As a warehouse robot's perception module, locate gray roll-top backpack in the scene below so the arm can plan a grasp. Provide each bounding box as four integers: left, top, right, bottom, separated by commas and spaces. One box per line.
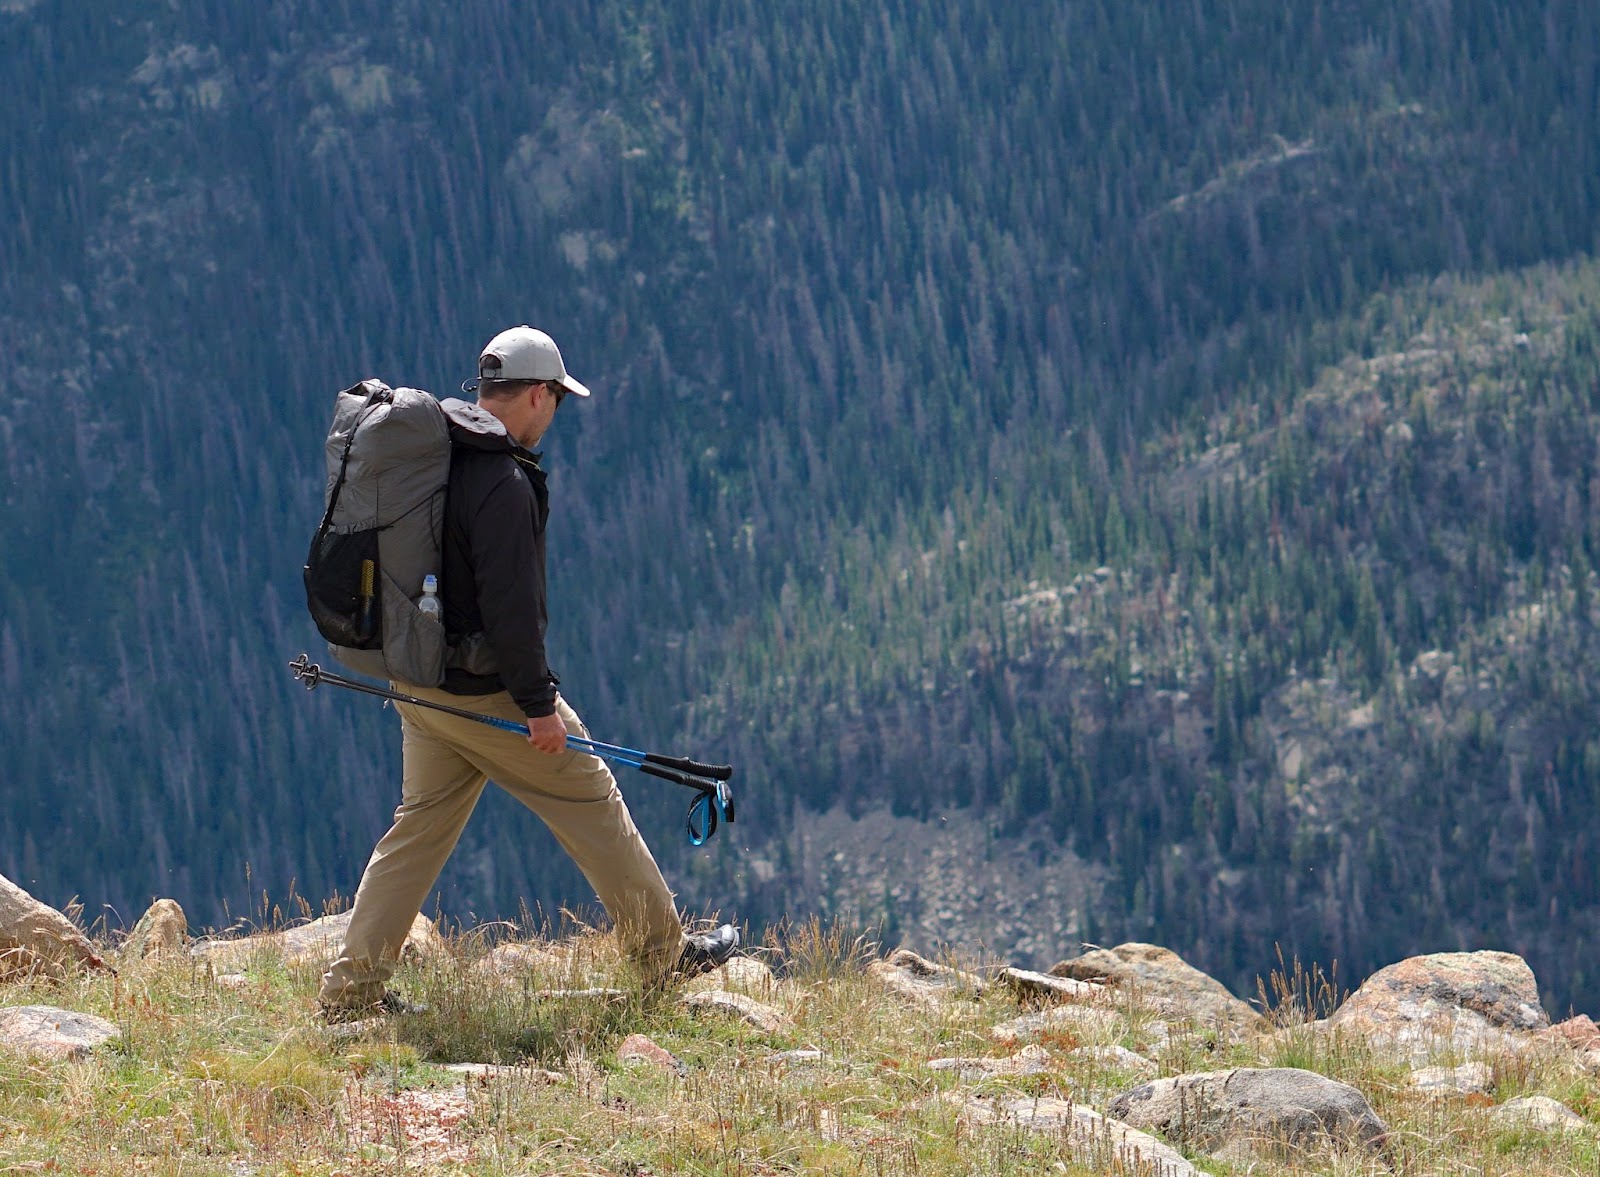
303, 379, 509, 685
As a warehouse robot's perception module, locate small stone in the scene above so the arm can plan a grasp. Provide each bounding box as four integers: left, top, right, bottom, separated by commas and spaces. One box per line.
1409, 1061, 1495, 1095
1066, 1044, 1158, 1079
991, 1004, 1120, 1043
928, 1044, 1051, 1081
192, 911, 440, 972
471, 940, 596, 984
618, 1033, 685, 1077
281, 911, 441, 967
960, 1096, 1199, 1176
1543, 1015, 1600, 1051
681, 989, 791, 1033
442, 1062, 563, 1084
999, 967, 1102, 1003
687, 955, 776, 996
866, 949, 984, 1010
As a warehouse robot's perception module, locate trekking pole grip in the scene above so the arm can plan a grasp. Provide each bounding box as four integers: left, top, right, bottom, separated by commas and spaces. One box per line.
636, 762, 710, 792
645, 753, 734, 781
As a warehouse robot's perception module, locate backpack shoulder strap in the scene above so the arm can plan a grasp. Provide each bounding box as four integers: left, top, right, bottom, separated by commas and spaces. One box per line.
440, 397, 512, 452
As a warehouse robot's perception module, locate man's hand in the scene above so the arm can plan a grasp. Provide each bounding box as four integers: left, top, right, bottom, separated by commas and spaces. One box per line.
525, 711, 568, 755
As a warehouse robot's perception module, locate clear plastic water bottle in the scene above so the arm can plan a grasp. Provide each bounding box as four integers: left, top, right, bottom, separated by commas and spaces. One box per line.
419, 574, 443, 621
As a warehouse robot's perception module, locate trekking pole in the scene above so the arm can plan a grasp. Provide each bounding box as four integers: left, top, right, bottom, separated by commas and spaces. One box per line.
288, 654, 735, 845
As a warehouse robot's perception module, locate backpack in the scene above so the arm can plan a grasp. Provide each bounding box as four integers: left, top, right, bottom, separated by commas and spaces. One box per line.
303, 379, 509, 685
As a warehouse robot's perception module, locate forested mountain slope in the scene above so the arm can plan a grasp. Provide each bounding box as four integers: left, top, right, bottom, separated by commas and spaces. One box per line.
2, 0, 1598, 1012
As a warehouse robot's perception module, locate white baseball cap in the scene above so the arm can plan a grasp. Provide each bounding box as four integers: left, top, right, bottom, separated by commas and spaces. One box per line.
474, 325, 592, 397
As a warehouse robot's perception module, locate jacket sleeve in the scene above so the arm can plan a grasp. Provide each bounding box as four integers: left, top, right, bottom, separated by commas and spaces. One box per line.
462, 463, 558, 718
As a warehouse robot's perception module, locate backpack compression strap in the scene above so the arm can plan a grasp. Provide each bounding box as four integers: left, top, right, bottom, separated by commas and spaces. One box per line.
311, 384, 394, 542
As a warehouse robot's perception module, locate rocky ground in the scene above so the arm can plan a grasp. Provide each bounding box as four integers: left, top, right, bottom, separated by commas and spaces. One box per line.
3, 874, 1598, 1174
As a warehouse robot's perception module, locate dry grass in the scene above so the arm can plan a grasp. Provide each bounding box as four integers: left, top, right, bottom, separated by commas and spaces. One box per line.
0, 921, 1594, 1175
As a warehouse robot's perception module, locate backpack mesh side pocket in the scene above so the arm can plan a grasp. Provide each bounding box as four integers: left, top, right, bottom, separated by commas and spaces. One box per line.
304, 527, 383, 650
378, 566, 447, 687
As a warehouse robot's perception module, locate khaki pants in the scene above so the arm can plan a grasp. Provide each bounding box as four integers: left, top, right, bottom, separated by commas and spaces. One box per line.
319, 686, 685, 1006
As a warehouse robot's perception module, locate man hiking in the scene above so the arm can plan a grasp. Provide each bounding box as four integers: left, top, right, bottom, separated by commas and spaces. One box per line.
318, 325, 738, 1019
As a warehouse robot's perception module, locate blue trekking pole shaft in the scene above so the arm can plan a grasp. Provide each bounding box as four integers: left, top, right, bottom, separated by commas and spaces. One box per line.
287, 652, 736, 803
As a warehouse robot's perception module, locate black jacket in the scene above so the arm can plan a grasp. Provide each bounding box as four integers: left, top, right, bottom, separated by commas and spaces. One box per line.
438, 443, 559, 717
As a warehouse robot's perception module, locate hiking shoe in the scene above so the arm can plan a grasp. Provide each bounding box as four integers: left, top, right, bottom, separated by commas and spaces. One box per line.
675, 924, 740, 978
318, 990, 428, 1024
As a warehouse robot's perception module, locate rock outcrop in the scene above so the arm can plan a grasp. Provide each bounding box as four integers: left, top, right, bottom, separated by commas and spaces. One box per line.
1049, 941, 1267, 1039
191, 911, 442, 972
1321, 950, 1548, 1060
0, 873, 108, 980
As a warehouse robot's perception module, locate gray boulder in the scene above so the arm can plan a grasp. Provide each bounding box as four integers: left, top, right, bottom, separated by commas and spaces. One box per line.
1109, 1066, 1388, 1162
0, 1005, 121, 1061
1491, 1095, 1586, 1132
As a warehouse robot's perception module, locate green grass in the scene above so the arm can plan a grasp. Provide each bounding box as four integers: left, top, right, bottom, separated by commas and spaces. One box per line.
0, 920, 1594, 1175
